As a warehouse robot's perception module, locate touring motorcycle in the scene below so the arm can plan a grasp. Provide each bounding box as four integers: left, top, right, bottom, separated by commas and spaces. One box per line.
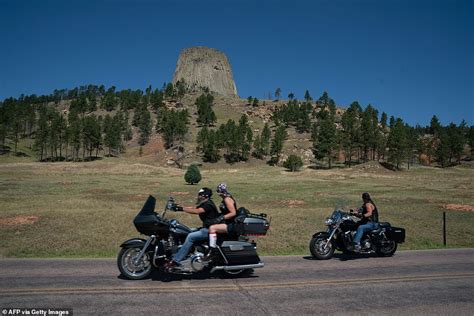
118, 195, 270, 279
309, 209, 405, 259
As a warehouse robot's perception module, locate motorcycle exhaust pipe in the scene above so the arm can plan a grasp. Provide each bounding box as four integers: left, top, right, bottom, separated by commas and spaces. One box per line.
211, 262, 264, 273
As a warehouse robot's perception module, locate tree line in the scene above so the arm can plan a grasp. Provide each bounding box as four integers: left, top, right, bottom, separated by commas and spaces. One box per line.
1, 84, 473, 169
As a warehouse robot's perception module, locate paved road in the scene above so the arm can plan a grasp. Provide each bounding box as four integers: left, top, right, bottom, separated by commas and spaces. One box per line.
0, 249, 473, 315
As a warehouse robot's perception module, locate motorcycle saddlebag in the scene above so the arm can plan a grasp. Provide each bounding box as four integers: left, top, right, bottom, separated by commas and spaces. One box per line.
387, 226, 405, 243
220, 241, 260, 265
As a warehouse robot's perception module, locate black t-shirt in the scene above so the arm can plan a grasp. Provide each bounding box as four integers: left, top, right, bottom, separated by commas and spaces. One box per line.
196, 199, 219, 228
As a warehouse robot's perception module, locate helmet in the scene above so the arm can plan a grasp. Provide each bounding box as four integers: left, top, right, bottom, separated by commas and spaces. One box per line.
198, 187, 212, 200
362, 192, 371, 202
216, 183, 229, 195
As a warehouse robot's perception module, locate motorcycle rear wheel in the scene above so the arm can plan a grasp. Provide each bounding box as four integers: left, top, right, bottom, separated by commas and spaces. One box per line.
376, 241, 397, 257
309, 237, 334, 260
117, 247, 153, 280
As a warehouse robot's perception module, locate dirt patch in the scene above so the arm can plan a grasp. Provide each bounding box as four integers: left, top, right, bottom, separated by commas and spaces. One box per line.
444, 204, 474, 212
0, 215, 39, 226
277, 200, 306, 208
58, 181, 75, 186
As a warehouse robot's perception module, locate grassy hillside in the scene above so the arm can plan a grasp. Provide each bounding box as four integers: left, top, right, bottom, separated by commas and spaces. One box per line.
0, 159, 473, 258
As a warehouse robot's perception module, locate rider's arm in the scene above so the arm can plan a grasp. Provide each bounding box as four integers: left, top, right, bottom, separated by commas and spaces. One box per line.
182, 206, 205, 214
223, 197, 236, 220
363, 203, 374, 218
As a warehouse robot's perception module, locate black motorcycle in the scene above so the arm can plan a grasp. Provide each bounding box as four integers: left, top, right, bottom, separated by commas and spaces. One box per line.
117, 195, 270, 280
309, 209, 405, 259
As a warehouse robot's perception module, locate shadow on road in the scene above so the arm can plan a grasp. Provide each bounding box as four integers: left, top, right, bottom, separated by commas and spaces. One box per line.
302, 253, 382, 261
117, 269, 259, 282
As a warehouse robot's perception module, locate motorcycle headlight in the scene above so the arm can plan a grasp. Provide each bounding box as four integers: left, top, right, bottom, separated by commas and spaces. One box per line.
325, 218, 334, 226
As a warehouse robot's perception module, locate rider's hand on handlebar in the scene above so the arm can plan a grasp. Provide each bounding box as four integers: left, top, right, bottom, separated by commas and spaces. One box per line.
171, 204, 184, 212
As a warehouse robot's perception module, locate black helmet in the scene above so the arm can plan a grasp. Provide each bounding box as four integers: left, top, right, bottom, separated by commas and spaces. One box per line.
362, 192, 371, 202
198, 187, 212, 199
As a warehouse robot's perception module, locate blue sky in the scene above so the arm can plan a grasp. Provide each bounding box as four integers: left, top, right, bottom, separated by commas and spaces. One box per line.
0, 0, 472, 126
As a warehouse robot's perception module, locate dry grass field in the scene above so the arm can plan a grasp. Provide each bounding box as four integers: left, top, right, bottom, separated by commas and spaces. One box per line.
0, 158, 473, 258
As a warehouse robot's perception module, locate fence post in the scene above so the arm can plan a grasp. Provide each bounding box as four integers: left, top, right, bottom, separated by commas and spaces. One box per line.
443, 211, 446, 247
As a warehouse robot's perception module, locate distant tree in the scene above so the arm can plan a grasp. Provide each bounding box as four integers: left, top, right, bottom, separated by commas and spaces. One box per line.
436, 129, 450, 168
157, 109, 190, 148
275, 88, 281, 101
164, 83, 175, 99
269, 125, 288, 165
446, 122, 465, 164
312, 109, 337, 169
175, 79, 187, 100
429, 115, 442, 135
184, 164, 202, 185
304, 90, 312, 102
288, 92, 295, 101
252, 97, 259, 107
150, 89, 164, 113
196, 126, 220, 162
468, 126, 474, 157
247, 96, 253, 104
387, 118, 408, 169
283, 154, 303, 171
196, 93, 216, 126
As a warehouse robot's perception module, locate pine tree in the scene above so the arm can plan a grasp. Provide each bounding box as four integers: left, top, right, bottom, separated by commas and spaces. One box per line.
283, 154, 303, 171
269, 125, 288, 165
387, 118, 408, 169
196, 93, 216, 126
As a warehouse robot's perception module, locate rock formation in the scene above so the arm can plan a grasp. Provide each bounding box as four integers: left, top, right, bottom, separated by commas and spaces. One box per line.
172, 47, 238, 97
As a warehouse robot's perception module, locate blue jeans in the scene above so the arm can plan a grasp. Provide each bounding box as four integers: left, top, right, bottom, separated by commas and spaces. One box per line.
172, 228, 209, 262
354, 222, 378, 245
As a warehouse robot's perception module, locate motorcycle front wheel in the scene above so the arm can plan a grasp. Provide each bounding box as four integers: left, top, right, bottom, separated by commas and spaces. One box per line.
309, 237, 334, 260
117, 247, 153, 280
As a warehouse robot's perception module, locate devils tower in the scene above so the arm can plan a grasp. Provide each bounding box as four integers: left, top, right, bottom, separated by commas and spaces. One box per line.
172, 47, 238, 97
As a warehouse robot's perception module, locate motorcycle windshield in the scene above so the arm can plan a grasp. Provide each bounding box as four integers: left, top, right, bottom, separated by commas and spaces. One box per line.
137, 195, 156, 216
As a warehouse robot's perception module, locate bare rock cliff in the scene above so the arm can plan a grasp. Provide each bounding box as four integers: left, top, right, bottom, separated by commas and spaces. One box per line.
172, 47, 238, 97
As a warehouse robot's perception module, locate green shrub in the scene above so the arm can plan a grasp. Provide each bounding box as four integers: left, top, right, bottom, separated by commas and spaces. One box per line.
184, 164, 202, 184
283, 155, 303, 172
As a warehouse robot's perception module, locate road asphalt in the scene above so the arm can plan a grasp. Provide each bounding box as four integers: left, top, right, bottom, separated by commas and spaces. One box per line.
0, 248, 473, 315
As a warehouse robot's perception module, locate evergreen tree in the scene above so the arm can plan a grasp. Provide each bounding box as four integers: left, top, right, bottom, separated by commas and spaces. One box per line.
283, 154, 303, 171
184, 164, 202, 185
269, 125, 288, 165
387, 118, 408, 169
275, 88, 281, 101
304, 90, 312, 102
312, 109, 337, 169
196, 93, 216, 126
436, 129, 450, 167
446, 122, 465, 164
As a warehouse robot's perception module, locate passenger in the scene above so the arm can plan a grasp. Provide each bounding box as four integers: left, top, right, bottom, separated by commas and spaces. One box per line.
204, 183, 237, 260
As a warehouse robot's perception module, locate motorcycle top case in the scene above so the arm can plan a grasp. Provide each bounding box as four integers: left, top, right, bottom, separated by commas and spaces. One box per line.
220, 241, 260, 265
387, 226, 406, 243
233, 209, 270, 235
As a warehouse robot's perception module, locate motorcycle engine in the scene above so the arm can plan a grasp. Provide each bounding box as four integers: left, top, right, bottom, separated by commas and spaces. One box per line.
190, 252, 207, 272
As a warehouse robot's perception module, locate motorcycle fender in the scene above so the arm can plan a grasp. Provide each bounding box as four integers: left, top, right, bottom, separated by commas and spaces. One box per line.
312, 231, 330, 239
120, 238, 148, 249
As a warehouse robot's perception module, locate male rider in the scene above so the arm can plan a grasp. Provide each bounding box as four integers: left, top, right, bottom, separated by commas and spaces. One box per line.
166, 187, 220, 269
353, 192, 379, 251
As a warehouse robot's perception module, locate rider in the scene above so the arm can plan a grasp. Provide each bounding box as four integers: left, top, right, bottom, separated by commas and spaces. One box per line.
204, 183, 237, 260
166, 187, 220, 268
353, 192, 379, 251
